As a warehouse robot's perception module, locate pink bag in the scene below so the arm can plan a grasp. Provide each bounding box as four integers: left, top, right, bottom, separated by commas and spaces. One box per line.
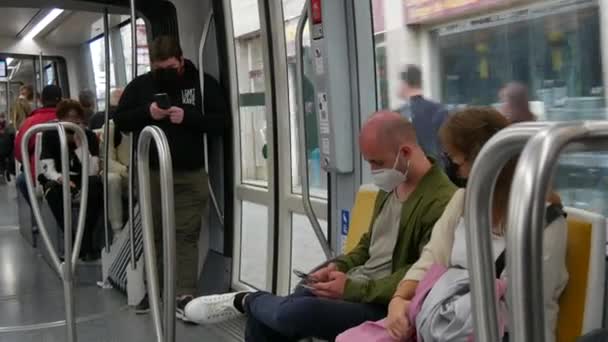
336, 264, 447, 342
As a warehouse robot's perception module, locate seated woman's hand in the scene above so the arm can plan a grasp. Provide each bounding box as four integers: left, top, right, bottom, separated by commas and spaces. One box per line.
386, 297, 412, 341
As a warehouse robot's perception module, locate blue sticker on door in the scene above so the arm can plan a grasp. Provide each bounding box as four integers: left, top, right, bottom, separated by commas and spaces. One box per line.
341, 210, 350, 253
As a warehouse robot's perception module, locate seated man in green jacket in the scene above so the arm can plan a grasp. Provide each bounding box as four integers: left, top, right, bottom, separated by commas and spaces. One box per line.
180, 111, 456, 341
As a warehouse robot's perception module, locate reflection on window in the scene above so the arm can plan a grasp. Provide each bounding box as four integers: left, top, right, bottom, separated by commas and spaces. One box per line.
435, 5, 603, 114
89, 37, 116, 111
371, 1, 607, 216
120, 18, 150, 81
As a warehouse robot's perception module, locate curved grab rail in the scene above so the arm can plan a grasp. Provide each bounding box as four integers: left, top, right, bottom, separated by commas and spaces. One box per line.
464, 122, 551, 342
295, 4, 333, 259
507, 121, 608, 342
137, 126, 176, 342
21, 122, 90, 342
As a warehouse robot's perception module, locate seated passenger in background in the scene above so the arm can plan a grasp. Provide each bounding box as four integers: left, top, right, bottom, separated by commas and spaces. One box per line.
99, 119, 130, 231
89, 88, 124, 130
338, 107, 567, 342
14, 85, 63, 205
39, 99, 103, 261
499, 82, 536, 123
181, 112, 456, 341
78, 89, 96, 125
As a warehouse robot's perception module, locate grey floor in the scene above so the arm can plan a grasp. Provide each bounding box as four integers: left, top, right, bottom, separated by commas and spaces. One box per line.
0, 183, 239, 342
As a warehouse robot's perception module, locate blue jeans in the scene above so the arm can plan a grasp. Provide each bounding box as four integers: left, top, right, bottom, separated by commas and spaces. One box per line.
244, 288, 387, 342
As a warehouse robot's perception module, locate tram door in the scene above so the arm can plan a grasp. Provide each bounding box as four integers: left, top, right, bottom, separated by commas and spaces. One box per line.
224, 0, 332, 295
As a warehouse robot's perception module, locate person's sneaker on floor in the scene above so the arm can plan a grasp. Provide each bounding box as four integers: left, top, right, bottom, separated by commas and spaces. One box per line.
184, 292, 249, 324
135, 294, 150, 314
176, 295, 194, 323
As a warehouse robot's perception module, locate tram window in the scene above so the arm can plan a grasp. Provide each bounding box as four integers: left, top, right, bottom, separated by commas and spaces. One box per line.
89, 37, 116, 111
371, 1, 608, 216
435, 5, 603, 112
0, 59, 6, 78
280, 0, 328, 198
120, 18, 150, 81
231, 0, 270, 187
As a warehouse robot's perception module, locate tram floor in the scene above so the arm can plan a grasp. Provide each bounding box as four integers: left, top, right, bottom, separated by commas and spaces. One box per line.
0, 184, 239, 342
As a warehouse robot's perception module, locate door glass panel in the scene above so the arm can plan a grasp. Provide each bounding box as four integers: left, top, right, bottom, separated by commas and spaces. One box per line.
281, 0, 328, 199
240, 201, 269, 289
89, 36, 116, 111
231, 1, 269, 187
120, 18, 151, 81
290, 213, 328, 290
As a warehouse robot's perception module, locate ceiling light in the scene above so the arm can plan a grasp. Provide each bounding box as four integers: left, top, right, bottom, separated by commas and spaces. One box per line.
5, 58, 13, 66
24, 9, 64, 40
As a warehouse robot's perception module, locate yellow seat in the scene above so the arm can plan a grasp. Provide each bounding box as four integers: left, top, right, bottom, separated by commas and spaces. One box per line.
343, 184, 379, 254
557, 208, 606, 342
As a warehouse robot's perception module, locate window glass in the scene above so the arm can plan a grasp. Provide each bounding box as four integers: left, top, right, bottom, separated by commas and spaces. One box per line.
281, 0, 328, 198
89, 37, 116, 111
120, 18, 150, 81
231, 0, 269, 187
371, 0, 607, 216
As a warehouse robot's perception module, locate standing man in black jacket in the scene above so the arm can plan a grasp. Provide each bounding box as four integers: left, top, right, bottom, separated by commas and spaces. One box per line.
114, 35, 227, 312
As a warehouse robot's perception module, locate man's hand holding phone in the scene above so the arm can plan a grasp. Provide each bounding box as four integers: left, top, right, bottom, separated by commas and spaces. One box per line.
149, 102, 169, 121
150, 93, 171, 121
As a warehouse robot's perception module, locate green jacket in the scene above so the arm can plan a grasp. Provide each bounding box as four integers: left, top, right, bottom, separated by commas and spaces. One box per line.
334, 163, 456, 305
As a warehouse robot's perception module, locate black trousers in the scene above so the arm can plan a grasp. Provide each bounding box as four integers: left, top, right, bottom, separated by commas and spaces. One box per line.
44, 176, 103, 256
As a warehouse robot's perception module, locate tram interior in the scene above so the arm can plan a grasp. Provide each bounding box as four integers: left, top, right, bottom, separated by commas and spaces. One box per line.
0, 0, 608, 341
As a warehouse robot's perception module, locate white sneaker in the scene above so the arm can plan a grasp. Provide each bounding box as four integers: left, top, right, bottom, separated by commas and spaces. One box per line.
184, 292, 245, 324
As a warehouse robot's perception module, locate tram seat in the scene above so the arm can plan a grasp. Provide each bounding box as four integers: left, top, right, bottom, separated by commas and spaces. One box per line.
344, 184, 379, 253
557, 208, 606, 342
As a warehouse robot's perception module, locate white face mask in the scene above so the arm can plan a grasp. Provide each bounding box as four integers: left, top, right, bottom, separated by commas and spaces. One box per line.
371, 152, 410, 192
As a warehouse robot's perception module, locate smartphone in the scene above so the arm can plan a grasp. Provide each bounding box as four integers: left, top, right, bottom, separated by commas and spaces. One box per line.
293, 269, 317, 284
154, 93, 171, 110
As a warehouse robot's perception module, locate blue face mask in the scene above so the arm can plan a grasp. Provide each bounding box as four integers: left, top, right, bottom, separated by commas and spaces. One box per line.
371, 152, 410, 192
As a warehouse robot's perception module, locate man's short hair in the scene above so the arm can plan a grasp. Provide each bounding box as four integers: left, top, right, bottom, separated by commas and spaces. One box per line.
56, 99, 84, 120
41, 85, 62, 108
78, 89, 96, 109
400, 64, 422, 88
150, 35, 183, 63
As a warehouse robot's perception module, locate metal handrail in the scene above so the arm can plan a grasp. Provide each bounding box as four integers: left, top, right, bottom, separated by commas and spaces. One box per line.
102, 7, 111, 253
506, 121, 608, 342
137, 126, 176, 342
21, 122, 90, 342
464, 122, 551, 342
198, 10, 225, 226
295, 4, 333, 259
128, 0, 138, 270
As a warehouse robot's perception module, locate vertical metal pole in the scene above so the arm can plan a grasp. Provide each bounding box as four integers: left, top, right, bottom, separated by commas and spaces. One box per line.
32, 57, 38, 109
138, 126, 176, 342
39, 52, 44, 91
102, 8, 111, 253
5, 80, 10, 123
128, 0, 138, 270
130, 0, 137, 82
58, 124, 76, 342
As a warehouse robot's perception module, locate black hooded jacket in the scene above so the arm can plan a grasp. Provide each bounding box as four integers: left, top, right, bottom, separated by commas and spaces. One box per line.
114, 59, 227, 170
